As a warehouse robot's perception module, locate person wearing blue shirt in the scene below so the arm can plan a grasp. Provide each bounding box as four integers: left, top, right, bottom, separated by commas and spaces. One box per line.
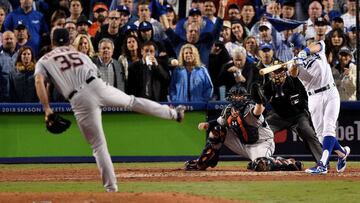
170, 44, 213, 102
4, 0, 48, 55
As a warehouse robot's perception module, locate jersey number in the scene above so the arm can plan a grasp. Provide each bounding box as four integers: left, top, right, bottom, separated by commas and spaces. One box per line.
54, 53, 84, 71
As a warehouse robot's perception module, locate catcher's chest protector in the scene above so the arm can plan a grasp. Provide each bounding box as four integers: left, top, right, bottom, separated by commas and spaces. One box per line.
226, 112, 259, 144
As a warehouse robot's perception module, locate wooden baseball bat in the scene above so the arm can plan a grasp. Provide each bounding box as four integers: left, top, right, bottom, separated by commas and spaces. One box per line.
259, 60, 294, 75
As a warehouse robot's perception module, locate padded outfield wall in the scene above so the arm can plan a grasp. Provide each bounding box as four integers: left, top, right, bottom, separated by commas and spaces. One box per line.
0, 102, 359, 163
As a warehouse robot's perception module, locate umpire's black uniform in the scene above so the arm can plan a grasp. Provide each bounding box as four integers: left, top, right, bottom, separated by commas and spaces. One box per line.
263, 75, 322, 163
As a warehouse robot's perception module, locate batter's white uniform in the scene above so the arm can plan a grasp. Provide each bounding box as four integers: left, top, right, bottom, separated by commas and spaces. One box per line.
217, 104, 275, 161
295, 41, 339, 143
35, 46, 181, 192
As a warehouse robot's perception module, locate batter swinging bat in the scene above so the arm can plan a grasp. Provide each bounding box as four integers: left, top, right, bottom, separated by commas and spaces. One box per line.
259, 60, 294, 75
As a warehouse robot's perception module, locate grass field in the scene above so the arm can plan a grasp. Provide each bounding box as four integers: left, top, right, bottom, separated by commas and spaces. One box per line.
0, 161, 360, 202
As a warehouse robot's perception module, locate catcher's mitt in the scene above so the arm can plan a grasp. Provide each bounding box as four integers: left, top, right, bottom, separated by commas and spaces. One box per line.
46, 113, 71, 134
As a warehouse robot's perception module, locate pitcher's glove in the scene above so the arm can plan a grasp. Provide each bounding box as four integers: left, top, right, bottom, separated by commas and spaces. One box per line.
46, 113, 71, 134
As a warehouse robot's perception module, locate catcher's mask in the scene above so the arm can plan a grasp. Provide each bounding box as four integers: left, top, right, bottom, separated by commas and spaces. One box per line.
269, 65, 287, 86
226, 84, 251, 108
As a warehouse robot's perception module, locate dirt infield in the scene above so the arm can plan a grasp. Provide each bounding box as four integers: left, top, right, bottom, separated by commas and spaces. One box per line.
1, 165, 360, 202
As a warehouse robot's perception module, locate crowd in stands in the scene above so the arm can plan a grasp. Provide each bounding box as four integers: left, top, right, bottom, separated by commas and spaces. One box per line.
0, 0, 358, 103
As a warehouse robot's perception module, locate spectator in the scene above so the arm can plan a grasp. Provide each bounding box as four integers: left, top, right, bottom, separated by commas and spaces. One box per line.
332, 46, 357, 101
325, 28, 350, 67
169, 43, 213, 102
4, 0, 48, 57
121, 23, 138, 37
240, 3, 256, 30
0, 6, 6, 33
0, 0, 11, 14
0, 31, 18, 102
165, 4, 178, 30
50, 10, 67, 28
208, 41, 232, 100
256, 42, 277, 85
347, 25, 356, 54
110, 0, 138, 22
219, 20, 231, 43
227, 3, 241, 20
89, 2, 109, 37
13, 24, 38, 58
73, 34, 95, 59
93, 38, 125, 91
304, 1, 331, 40
191, 0, 205, 15
76, 14, 92, 35
118, 34, 141, 80
127, 41, 170, 101
204, 0, 219, 24
330, 16, 345, 31
244, 35, 259, 63
138, 21, 168, 58
93, 9, 123, 59
9, 46, 38, 102
134, 1, 167, 42
265, 0, 281, 18
116, 5, 131, 29
225, 19, 248, 56
64, 20, 77, 44
218, 46, 259, 93
321, 0, 341, 23
314, 17, 329, 41
341, 0, 356, 29
281, 0, 296, 19
67, 0, 83, 22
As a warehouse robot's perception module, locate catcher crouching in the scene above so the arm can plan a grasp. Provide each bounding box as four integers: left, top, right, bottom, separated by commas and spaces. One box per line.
185, 83, 275, 170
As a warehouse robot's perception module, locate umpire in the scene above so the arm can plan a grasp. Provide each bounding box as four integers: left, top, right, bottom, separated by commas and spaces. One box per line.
262, 67, 322, 163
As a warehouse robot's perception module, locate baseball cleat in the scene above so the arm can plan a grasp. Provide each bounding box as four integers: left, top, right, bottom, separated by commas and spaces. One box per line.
305, 162, 328, 174
175, 105, 186, 122
336, 146, 351, 173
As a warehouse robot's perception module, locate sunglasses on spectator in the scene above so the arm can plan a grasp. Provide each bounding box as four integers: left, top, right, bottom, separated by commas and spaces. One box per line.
109, 17, 120, 20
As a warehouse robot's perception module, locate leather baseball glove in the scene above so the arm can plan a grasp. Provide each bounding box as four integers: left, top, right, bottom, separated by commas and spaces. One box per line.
46, 113, 71, 134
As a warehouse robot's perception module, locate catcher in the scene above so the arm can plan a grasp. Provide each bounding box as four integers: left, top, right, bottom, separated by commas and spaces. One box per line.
185, 83, 275, 170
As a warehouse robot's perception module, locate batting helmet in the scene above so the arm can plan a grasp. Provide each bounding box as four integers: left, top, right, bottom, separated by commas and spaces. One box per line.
287, 33, 305, 50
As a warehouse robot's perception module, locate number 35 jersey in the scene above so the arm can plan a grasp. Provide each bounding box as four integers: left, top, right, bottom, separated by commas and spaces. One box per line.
35, 46, 98, 98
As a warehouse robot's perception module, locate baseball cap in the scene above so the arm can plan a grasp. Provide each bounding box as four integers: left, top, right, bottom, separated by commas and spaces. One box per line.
122, 23, 138, 34
259, 42, 273, 51
314, 17, 328, 26
76, 15, 92, 26
165, 4, 174, 12
116, 5, 130, 16
348, 25, 357, 32
15, 23, 27, 30
338, 46, 352, 55
223, 20, 231, 28
93, 2, 108, 12
228, 3, 240, 11
138, 21, 153, 31
53, 28, 70, 45
331, 16, 343, 23
189, 8, 201, 16
259, 21, 272, 30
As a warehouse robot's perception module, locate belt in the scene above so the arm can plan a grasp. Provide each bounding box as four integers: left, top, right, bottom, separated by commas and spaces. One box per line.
307, 83, 335, 96
68, 76, 96, 100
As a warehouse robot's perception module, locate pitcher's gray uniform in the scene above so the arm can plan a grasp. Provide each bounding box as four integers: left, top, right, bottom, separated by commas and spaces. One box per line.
34, 31, 185, 192
217, 103, 274, 161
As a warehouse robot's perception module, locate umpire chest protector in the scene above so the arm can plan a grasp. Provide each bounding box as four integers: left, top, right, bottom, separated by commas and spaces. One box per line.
226, 106, 259, 144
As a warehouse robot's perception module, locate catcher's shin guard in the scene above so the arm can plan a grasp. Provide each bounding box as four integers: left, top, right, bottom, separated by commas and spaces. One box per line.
184, 126, 226, 171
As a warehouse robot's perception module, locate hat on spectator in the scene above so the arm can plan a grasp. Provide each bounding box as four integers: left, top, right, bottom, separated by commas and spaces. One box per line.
189, 8, 201, 16
282, 0, 295, 7
331, 16, 343, 23
259, 42, 273, 51
122, 23, 138, 35
228, 3, 240, 11
53, 28, 70, 46
139, 21, 153, 31
314, 17, 328, 26
76, 15, 92, 26
259, 21, 272, 30
338, 46, 352, 56
223, 20, 231, 28
165, 4, 174, 12
15, 22, 27, 30
93, 2, 108, 12
116, 5, 130, 16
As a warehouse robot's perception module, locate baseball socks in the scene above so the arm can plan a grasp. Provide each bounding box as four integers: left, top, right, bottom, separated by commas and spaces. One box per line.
319, 136, 337, 166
